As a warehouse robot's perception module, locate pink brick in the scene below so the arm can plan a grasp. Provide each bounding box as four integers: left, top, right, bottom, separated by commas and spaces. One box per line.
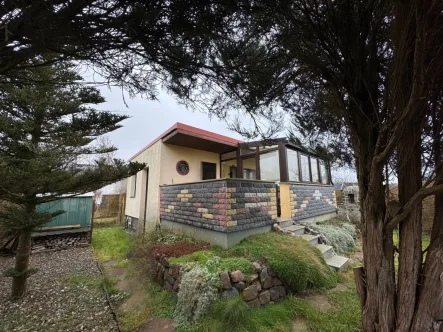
218, 199, 227, 204
215, 215, 227, 221
248, 197, 261, 203
219, 187, 227, 193
261, 206, 272, 211
171, 202, 178, 206
219, 220, 227, 227
237, 208, 250, 214
212, 193, 225, 198
159, 208, 165, 212
213, 204, 227, 210
193, 203, 202, 208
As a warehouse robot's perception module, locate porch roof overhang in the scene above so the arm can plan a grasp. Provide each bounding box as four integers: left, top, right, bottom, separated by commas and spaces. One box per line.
129, 122, 241, 160
162, 127, 239, 153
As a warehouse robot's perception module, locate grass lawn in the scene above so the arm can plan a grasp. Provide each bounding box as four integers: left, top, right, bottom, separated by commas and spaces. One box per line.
92, 226, 362, 331
187, 269, 360, 332
91, 226, 175, 332
92, 226, 132, 262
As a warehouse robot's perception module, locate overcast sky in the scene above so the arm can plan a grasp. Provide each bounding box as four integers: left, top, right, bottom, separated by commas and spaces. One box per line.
94, 86, 284, 160
86, 74, 357, 184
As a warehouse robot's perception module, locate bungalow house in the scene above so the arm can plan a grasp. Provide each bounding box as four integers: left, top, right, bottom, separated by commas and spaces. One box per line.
125, 123, 337, 247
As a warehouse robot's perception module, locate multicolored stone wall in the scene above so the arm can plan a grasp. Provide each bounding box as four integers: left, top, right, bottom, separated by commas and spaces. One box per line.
288, 184, 336, 221
160, 179, 277, 233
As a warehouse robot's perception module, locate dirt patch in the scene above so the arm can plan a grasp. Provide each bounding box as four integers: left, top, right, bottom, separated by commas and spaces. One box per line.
138, 318, 175, 332
152, 241, 210, 258
115, 278, 137, 293
292, 318, 309, 331
103, 260, 118, 267
350, 251, 364, 265
332, 283, 348, 292
302, 294, 333, 310
106, 267, 125, 278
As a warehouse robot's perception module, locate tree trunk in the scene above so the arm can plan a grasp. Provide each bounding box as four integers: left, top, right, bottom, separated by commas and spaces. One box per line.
411, 111, 443, 331
354, 140, 396, 332
11, 228, 33, 299
395, 114, 423, 332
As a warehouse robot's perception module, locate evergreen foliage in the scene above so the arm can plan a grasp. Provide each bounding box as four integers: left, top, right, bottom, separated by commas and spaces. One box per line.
0, 61, 144, 298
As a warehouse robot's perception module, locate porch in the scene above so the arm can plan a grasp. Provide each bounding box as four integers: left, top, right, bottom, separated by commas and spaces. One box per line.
159, 178, 336, 248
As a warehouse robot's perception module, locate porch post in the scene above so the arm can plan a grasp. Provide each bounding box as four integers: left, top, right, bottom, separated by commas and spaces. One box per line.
278, 142, 288, 182
236, 148, 243, 178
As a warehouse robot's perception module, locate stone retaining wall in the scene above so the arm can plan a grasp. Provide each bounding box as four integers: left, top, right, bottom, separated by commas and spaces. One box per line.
288, 184, 336, 221
159, 179, 277, 233
154, 255, 288, 306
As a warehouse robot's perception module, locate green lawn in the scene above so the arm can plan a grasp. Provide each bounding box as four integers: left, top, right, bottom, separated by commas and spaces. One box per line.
92, 226, 132, 262
92, 227, 361, 332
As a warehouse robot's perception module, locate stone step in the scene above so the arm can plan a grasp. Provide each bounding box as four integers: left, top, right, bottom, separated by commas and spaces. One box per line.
282, 225, 305, 236
325, 255, 350, 272
276, 218, 294, 228
298, 234, 320, 245
315, 243, 334, 259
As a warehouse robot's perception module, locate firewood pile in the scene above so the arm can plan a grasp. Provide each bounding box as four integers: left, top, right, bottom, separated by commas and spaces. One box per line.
31, 232, 90, 253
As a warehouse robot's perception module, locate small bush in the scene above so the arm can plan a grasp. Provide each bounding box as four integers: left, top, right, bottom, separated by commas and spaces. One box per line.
211, 297, 250, 329
174, 264, 219, 328
229, 233, 337, 293
169, 251, 254, 276
302, 220, 356, 255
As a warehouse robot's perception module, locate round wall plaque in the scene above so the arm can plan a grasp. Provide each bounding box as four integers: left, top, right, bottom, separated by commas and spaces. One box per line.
176, 160, 190, 175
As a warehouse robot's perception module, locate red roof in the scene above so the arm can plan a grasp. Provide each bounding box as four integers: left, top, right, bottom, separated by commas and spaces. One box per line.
129, 122, 242, 161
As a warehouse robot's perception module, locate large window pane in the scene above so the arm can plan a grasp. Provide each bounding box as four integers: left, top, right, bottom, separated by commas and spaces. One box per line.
300, 154, 310, 181
320, 161, 329, 184
221, 159, 237, 178
310, 157, 319, 182
287, 148, 300, 181
260, 150, 280, 181
242, 157, 257, 179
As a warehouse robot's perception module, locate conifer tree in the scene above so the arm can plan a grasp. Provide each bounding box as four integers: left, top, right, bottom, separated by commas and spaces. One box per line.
0, 61, 144, 298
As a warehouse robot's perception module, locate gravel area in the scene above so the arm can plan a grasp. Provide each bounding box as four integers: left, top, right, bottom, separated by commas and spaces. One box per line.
0, 248, 119, 332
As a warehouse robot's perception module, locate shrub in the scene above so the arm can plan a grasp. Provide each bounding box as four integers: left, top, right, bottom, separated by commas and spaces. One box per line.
169, 251, 254, 276
229, 233, 337, 293
302, 220, 356, 255
211, 297, 250, 329
174, 264, 219, 328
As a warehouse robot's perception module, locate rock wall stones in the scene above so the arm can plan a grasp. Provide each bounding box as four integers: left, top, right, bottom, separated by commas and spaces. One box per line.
288, 184, 337, 221
154, 255, 288, 306
160, 179, 277, 233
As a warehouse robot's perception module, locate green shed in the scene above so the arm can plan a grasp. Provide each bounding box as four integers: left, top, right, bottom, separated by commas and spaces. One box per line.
36, 196, 93, 234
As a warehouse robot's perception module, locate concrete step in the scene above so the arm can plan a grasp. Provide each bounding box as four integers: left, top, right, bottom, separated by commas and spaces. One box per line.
282, 225, 305, 236
298, 234, 320, 245
276, 218, 294, 228
315, 243, 334, 259
325, 255, 350, 272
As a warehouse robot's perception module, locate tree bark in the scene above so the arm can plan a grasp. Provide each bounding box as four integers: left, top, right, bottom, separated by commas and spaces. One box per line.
11, 228, 32, 299
395, 115, 423, 332
411, 108, 443, 331
354, 139, 396, 332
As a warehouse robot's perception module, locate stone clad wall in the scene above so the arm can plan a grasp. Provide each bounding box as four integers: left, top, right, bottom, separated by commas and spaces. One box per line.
159, 179, 277, 233
154, 255, 288, 305
288, 184, 336, 221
